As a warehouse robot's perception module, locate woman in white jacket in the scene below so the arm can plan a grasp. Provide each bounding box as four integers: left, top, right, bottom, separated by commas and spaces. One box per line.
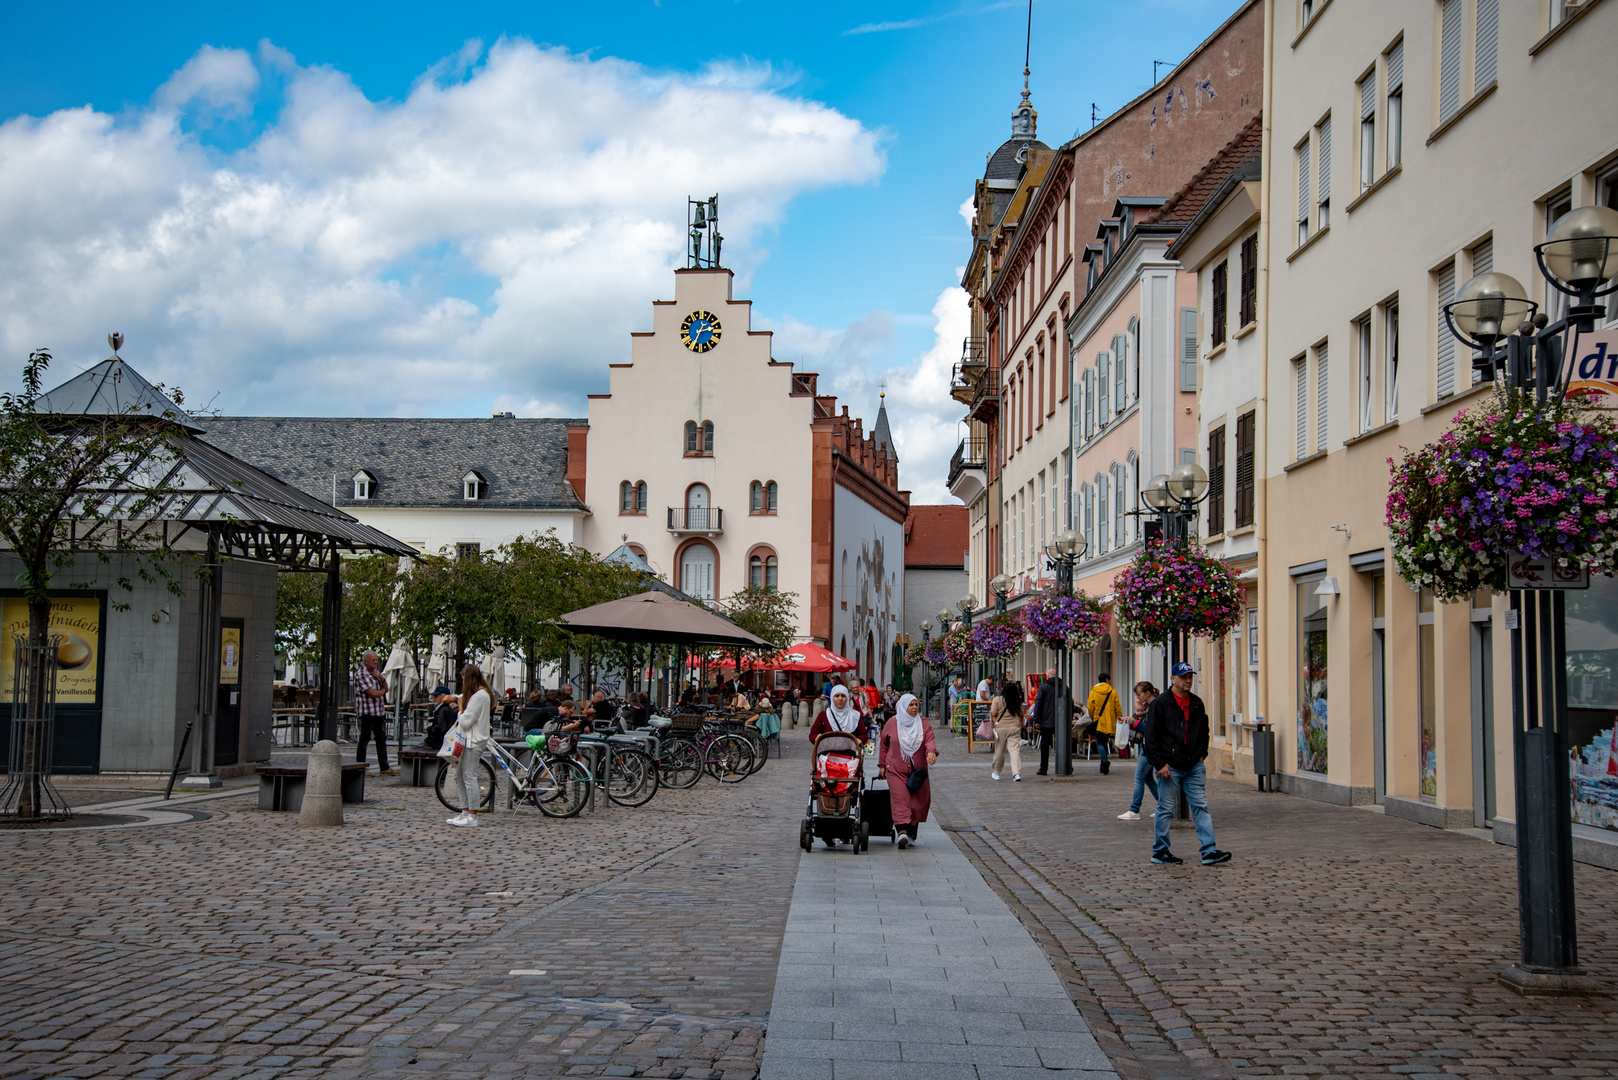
447, 663, 494, 827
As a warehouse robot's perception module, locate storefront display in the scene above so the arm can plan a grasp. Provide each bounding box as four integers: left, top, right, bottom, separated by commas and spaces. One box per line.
1569, 576, 1618, 833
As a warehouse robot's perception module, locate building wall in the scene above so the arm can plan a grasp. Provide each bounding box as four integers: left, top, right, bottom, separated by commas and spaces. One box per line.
581, 269, 817, 634
904, 567, 968, 648
832, 483, 905, 686
348, 507, 580, 556
1260, 0, 1618, 826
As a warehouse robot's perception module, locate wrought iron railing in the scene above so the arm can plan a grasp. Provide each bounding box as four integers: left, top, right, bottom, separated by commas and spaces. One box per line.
667, 507, 725, 533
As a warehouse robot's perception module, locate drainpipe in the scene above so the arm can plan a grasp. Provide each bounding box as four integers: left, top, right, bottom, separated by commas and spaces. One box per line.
1255, 0, 1276, 743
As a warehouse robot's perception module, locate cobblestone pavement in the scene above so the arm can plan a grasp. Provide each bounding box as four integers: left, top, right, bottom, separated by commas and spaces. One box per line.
926, 733, 1618, 1080
0, 736, 811, 1080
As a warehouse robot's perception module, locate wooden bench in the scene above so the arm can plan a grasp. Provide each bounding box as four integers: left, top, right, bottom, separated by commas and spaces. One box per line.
399, 746, 442, 787
258, 762, 368, 811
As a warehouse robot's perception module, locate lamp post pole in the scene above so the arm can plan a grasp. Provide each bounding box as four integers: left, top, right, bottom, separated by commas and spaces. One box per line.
1438, 205, 1618, 992
918, 619, 933, 721
990, 574, 1014, 684
937, 609, 954, 723
958, 597, 977, 694
1044, 531, 1086, 777
1140, 466, 1212, 687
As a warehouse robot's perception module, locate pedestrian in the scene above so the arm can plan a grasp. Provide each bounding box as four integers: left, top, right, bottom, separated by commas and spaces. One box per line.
976, 675, 991, 701
446, 663, 493, 828
1117, 680, 1161, 820
878, 693, 938, 848
989, 677, 1026, 781
1143, 662, 1231, 865
1085, 672, 1122, 776
353, 650, 396, 776
420, 685, 458, 750
1032, 667, 1070, 776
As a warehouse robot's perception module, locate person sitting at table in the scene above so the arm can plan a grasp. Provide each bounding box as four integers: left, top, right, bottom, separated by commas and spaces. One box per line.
624, 691, 652, 728
589, 688, 617, 724
520, 689, 552, 732
542, 699, 587, 736
420, 685, 458, 751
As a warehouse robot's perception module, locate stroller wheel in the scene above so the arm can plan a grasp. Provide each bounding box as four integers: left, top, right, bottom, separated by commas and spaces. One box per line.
858, 821, 871, 853
800, 820, 813, 852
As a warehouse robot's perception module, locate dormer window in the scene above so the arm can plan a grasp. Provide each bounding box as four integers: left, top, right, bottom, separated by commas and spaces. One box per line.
462, 471, 486, 501
353, 470, 375, 501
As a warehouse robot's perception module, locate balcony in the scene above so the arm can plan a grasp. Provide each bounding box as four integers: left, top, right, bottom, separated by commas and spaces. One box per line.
667, 506, 724, 536
947, 439, 988, 505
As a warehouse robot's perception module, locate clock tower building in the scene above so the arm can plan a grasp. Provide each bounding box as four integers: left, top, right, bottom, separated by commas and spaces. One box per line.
577, 267, 909, 683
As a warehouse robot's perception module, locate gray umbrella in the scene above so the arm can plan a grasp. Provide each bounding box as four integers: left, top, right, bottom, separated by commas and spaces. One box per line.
560, 590, 769, 648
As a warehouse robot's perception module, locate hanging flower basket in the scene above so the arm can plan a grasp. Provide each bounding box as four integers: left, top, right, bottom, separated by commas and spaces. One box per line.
1113, 539, 1246, 647
970, 613, 1024, 661
1019, 590, 1109, 651
939, 625, 976, 666
922, 637, 948, 665
1386, 388, 1618, 603
903, 641, 929, 667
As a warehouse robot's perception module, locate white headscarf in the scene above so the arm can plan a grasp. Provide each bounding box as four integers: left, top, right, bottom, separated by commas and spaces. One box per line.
895, 693, 924, 758
825, 688, 862, 733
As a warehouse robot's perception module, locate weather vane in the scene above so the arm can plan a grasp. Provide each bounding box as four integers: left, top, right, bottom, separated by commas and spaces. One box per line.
688, 195, 723, 269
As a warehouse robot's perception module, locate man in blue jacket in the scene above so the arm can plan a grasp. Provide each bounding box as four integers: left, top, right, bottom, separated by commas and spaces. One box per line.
1142, 662, 1231, 866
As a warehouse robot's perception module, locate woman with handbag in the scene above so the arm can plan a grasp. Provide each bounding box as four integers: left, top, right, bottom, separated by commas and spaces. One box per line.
878, 693, 938, 848
988, 678, 1026, 782
445, 663, 494, 827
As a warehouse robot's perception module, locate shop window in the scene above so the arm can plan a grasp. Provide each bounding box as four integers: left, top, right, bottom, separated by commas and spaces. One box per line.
1297, 576, 1329, 774
1419, 588, 1437, 798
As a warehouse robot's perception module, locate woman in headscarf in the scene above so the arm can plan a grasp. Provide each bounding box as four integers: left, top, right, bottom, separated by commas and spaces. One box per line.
878, 693, 938, 848
809, 685, 867, 749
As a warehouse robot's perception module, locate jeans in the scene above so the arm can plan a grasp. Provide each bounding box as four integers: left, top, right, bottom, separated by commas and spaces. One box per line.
356, 716, 390, 770
1096, 734, 1109, 765
1153, 762, 1217, 857
1129, 752, 1160, 812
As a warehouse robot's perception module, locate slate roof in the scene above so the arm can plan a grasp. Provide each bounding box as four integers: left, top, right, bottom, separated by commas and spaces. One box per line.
904, 504, 968, 569
200, 417, 587, 512
872, 399, 897, 463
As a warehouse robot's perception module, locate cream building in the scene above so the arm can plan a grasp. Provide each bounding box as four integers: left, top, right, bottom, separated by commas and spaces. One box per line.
1258, 0, 1618, 863
579, 267, 909, 685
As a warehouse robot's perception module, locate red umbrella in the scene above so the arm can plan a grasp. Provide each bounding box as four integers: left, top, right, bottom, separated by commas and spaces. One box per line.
745, 642, 856, 673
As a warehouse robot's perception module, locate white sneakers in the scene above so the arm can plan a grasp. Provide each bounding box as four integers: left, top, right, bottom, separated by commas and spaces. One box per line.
1013, 774, 1022, 782
446, 811, 479, 827
991, 773, 1001, 781
1116, 810, 1141, 820
897, 834, 910, 849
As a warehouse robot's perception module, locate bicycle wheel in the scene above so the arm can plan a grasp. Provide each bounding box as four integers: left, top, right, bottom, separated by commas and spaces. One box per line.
529, 756, 590, 819
435, 756, 495, 811
744, 732, 767, 774
605, 746, 660, 807
707, 735, 755, 783
658, 738, 703, 789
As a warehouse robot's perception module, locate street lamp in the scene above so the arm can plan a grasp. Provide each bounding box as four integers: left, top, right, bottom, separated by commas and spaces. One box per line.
957, 596, 978, 688
919, 619, 933, 718
1138, 461, 1213, 687
1438, 203, 1618, 993
990, 573, 1015, 614
1043, 528, 1088, 776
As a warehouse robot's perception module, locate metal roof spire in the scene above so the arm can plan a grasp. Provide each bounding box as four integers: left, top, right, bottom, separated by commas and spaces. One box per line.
1011, 0, 1037, 141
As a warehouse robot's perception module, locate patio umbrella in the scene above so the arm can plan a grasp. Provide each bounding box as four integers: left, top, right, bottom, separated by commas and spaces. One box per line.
425, 635, 449, 685
744, 642, 856, 673
487, 645, 507, 696
382, 641, 417, 703
560, 589, 769, 648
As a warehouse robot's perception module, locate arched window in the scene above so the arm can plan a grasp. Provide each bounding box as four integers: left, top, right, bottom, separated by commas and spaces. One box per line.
1126, 451, 1139, 543
750, 481, 763, 513
749, 550, 779, 590
620, 481, 634, 513
685, 421, 699, 454
635, 480, 647, 512
702, 421, 714, 454
765, 480, 777, 512
680, 542, 716, 601
353, 470, 374, 500
1096, 473, 1110, 553
686, 483, 710, 530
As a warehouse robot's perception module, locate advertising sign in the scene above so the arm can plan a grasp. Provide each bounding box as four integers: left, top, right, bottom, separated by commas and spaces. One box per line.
0, 595, 103, 703
220, 626, 241, 685
1566, 327, 1618, 402
1507, 552, 1590, 590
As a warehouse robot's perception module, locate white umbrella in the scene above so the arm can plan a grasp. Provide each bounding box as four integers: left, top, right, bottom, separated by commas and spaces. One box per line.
487, 645, 507, 696
382, 640, 418, 703
425, 635, 449, 683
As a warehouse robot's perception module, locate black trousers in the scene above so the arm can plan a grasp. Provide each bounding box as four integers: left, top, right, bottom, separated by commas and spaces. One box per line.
1038, 729, 1071, 775
357, 716, 390, 770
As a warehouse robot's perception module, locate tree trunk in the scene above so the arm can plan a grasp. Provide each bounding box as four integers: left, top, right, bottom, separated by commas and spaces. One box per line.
17, 599, 52, 819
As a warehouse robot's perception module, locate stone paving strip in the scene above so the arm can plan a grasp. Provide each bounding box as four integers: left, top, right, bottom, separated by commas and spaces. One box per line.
757, 815, 1122, 1080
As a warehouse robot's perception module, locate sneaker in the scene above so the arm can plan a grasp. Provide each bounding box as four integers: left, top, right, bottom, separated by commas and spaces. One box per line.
1151, 851, 1184, 865
461, 813, 479, 827
380, 768, 399, 777
1117, 810, 1141, 820
1201, 849, 1232, 866
991, 773, 1001, 781
1013, 774, 1022, 782
897, 834, 910, 849
446, 813, 471, 827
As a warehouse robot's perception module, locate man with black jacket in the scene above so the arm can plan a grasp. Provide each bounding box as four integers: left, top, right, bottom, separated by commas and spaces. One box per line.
1032, 668, 1070, 776
1142, 662, 1231, 866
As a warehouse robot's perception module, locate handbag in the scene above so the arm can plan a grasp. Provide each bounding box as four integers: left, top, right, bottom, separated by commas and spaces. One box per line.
438, 729, 466, 760
905, 765, 929, 793
975, 716, 994, 740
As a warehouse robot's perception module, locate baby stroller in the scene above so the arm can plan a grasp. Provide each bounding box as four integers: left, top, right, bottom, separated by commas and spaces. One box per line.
801, 731, 870, 853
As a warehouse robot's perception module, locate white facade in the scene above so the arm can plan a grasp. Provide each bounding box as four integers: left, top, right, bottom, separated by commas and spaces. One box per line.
350, 507, 580, 557
832, 484, 905, 685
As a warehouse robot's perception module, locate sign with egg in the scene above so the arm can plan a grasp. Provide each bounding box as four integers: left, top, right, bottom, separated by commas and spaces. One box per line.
1, 594, 102, 703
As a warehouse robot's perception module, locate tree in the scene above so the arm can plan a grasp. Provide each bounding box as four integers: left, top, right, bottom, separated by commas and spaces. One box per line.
274, 571, 323, 672
715, 585, 799, 672
0, 347, 193, 818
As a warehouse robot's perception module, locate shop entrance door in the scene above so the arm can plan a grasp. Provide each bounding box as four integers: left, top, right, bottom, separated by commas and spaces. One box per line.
215, 618, 244, 766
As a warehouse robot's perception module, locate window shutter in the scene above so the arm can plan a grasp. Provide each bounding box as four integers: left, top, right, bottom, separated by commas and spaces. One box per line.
1387, 40, 1403, 93
1316, 343, 1329, 453
1211, 261, 1228, 347
1180, 308, 1198, 391
1436, 261, 1456, 398
1083, 370, 1094, 439
1235, 412, 1255, 527
1317, 120, 1331, 205
1475, 0, 1498, 88
1297, 136, 1312, 230
1240, 234, 1258, 327
1097, 474, 1110, 552
1295, 356, 1309, 461
1112, 334, 1128, 412
1439, 0, 1462, 123
1207, 428, 1225, 536
1097, 352, 1111, 422
1114, 464, 1126, 546
1361, 74, 1376, 120
1472, 237, 1492, 276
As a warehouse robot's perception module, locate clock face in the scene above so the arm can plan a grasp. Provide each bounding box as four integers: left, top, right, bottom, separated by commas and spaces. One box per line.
680, 310, 723, 353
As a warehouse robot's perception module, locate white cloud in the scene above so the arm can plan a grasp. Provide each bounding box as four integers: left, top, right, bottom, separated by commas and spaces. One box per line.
0, 39, 885, 417
760, 282, 969, 506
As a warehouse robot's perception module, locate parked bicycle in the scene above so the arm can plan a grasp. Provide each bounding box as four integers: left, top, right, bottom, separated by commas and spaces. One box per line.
434, 738, 590, 819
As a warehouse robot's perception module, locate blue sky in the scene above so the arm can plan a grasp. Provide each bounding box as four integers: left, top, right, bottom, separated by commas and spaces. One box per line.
0, 0, 1238, 501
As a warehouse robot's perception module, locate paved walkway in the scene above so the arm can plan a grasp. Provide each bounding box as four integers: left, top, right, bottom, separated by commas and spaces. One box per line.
759, 813, 1120, 1080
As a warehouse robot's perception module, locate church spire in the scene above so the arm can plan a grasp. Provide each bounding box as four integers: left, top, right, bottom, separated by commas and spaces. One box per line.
873, 389, 897, 464
1010, 0, 1037, 141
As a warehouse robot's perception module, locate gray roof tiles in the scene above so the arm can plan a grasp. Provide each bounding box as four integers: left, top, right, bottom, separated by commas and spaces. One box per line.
200, 416, 586, 512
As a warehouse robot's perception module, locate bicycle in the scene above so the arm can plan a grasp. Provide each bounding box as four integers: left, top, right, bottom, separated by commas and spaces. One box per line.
434, 739, 591, 819
549, 733, 661, 807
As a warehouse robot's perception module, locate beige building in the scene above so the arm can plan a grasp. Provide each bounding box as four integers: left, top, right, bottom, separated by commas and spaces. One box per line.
1256, 0, 1618, 862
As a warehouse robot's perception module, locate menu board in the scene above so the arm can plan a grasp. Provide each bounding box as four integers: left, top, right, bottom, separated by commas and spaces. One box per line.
1, 594, 103, 703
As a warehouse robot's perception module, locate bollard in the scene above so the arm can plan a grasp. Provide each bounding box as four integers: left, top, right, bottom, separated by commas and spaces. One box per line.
300, 739, 344, 827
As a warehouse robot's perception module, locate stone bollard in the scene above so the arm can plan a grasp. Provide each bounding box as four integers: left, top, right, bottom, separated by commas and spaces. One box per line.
299, 739, 344, 827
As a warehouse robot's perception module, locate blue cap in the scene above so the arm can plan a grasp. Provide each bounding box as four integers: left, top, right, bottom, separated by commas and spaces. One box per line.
432, 685, 452, 696
1171, 662, 1195, 677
